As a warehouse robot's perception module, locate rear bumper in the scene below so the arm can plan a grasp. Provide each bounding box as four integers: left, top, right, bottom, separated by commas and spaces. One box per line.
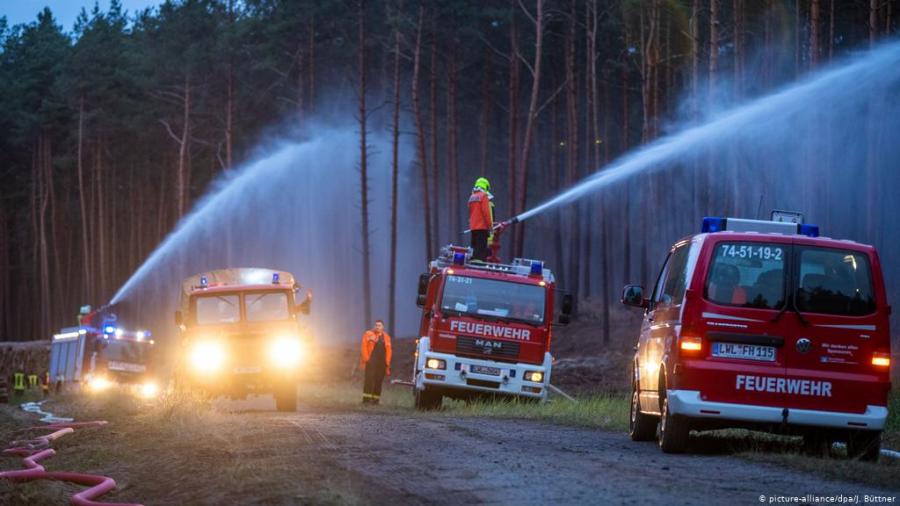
415, 337, 551, 400
668, 389, 888, 431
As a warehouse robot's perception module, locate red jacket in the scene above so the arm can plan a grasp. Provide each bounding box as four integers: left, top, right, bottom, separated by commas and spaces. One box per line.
468, 190, 493, 231
360, 330, 392, 368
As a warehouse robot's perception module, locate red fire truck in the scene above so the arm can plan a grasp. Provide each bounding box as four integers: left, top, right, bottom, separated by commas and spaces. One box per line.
623, 212, 891, 460
412, 244, 572, 410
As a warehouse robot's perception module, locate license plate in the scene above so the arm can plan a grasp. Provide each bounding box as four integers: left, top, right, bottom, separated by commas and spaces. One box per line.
470, 365, 501, 376
108, 361, 146, 373
712, 342, 776, 362
233, 366, 262, 374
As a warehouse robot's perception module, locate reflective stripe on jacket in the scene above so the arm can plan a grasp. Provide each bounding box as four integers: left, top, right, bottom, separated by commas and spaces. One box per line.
360, 330, 392, 368
468, 189, 493, 231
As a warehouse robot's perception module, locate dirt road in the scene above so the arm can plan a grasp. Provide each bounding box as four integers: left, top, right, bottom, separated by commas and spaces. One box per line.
207, 396, 898, 505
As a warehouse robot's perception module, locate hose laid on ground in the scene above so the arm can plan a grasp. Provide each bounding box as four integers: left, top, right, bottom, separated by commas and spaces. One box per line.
0, 402, 143, 506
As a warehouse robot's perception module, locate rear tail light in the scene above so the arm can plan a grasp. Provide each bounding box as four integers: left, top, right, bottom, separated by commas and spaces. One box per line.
680, 336, 703, 352
872, 352, 891, 368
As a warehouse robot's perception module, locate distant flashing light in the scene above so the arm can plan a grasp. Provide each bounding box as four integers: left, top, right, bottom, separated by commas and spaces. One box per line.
115, 328, 124, 339
78, 329, 87, 335
530, 261, 543, 276
104, 325, 116, 334
272, 272, 280, 284
200, 276, 209, 288
136, 331, 146, 341
453, 252, 466, 265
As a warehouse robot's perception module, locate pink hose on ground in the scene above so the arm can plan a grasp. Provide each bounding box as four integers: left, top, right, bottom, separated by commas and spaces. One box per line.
0, 421, 143, 506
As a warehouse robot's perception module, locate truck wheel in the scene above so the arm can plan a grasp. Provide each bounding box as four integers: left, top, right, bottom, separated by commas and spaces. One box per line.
275, 384, 298, 412
658, 396, 689, 453
629, 385, 658, 442
414, 387, 442, 410
847, 430, 881, 462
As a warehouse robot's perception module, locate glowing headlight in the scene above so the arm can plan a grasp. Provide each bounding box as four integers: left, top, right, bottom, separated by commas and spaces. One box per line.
426, 358, 446, 370
190, 341, 226, 373
88, 376, 112, 391
269, 336, 303, 367
140, 382, 159, 398
524, 371, 544, 383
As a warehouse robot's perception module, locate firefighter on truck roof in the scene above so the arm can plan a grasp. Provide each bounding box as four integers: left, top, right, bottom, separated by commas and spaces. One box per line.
468, 177, 494, 262
360, 320, 392, 405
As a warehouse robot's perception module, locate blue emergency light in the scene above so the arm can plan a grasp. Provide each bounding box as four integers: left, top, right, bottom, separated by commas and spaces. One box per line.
797, 224, 820, 237
200, 276, 208, 288
453, 252, 466, 265
272, 272, 280, 284
104, 325, 116, 334
530, 261, 543, 276
701, 217, 727, 233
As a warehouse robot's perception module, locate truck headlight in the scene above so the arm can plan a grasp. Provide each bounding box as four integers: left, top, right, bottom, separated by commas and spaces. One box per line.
190, 341, 226, 373
269, 336, 303, 367
88, 375, 111, 391
524, 371, 544, 383
140, 381, 159, 398
425, 358, 446, 370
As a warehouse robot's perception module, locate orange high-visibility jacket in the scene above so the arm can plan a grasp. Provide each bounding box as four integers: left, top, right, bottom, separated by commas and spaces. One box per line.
360, 330, 392, 368
468, 189, 493, 231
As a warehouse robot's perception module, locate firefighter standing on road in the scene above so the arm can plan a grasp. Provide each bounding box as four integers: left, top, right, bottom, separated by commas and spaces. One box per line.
360, 320, 392, 405
468, 177, 494, 261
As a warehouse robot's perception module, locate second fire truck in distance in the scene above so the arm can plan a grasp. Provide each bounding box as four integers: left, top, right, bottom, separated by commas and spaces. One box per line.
174, 268, 313, 412
412, 245, 572, 409
623, 212, 891, 460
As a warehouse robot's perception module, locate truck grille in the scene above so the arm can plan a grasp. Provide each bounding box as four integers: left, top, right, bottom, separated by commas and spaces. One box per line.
456, 336, 520, 361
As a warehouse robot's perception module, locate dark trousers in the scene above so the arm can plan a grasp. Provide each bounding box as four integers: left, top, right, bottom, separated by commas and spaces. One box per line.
471, 229, 490, 261
363, 359, 386, 404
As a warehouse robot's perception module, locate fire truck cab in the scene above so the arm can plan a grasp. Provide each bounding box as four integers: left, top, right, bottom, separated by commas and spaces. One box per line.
623, 213, 891, 460
174, 268, 313, 412
413, 245, 572, 410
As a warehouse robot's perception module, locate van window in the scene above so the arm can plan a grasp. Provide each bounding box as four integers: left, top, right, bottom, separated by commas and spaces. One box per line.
195, 295, 240, 324
655, 244, 690, 307
796, 248, 876, 316
705, 243, 786, 309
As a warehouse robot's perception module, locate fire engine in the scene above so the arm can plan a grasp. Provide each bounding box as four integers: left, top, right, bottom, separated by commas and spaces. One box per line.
174, 268, 313, 412
412, 227, 572, 410
50, 305, 158, 398
623, 212, 891, 460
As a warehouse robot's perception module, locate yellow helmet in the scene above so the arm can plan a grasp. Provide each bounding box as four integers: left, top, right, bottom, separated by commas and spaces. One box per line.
474, 177, 491, 192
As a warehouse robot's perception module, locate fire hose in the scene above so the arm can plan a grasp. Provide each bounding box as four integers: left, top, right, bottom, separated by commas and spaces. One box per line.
1, 402, 143, 506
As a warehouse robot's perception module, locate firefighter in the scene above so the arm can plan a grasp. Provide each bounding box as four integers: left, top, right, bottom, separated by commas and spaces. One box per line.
468, 177, 494, 261
360, 319, 392, 405
42, 372, 50, 398
13, 370, 25, 397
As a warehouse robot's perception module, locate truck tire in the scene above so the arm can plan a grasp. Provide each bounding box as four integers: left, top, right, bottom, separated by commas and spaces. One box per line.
275, 384, 298, 412
847, 430, 881, 462
629, 384, 658, 442
658, 396, 689, 454
414, 387, 442, 410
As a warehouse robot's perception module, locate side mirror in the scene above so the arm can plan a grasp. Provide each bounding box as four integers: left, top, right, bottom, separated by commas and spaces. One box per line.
416, 273, 429, 307
560, 294, 573, 316
621, 285, 648, 309
296, 289, 313, 315
174, 311, 183, 326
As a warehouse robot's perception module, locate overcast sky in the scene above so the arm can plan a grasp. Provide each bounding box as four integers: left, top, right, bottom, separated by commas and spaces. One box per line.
2, 1, 163, 31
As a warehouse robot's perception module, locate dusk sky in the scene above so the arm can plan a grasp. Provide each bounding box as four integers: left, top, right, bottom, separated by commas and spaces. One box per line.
2, 1, 163, 31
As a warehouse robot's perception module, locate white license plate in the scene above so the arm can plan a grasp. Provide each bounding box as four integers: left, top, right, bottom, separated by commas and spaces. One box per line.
233, 366, 262, 374
470, 365, 501, 376
712, 342, 776, 362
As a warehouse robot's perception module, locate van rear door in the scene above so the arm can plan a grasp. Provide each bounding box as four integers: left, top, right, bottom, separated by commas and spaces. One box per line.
694, 240, 792, 409
781, 243, 886, 417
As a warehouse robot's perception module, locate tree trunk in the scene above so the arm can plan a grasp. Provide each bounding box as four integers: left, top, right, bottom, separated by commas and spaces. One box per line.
734, 0, 744, 96
96, 139, 106, 299
709, 0, 718, 91
870, 0, 878, 47
77, 96, 91, 302
447, 40, 460, 238
357, 0, 372, 327
828, 0, 834, 60
412, 7, 433, 261
389, 18, 401, 337
514, 0, 545, 257
479, 47, 492, 176
429, 31, 440, 245
565, 0, 580, 303
691, 0, 700, 119
508, 0, 520, 247
810, 0, 820, 67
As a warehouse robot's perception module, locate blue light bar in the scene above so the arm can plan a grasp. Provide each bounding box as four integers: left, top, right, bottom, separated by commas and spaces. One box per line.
453, 252, 466, 265
272, 272, 280, 284
530, 261, 543, 276
200, 276, 208, 287
797, 224, 820, 237
702, 217, 727, 233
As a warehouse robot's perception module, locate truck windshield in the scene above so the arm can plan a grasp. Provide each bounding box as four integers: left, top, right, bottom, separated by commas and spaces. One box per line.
100, 339, 149, 364
796, 247, 875, 316
440, 275, 545, 324
705, 242, 786, 309
246, 292, 290, 321
194, 295, 240, 324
